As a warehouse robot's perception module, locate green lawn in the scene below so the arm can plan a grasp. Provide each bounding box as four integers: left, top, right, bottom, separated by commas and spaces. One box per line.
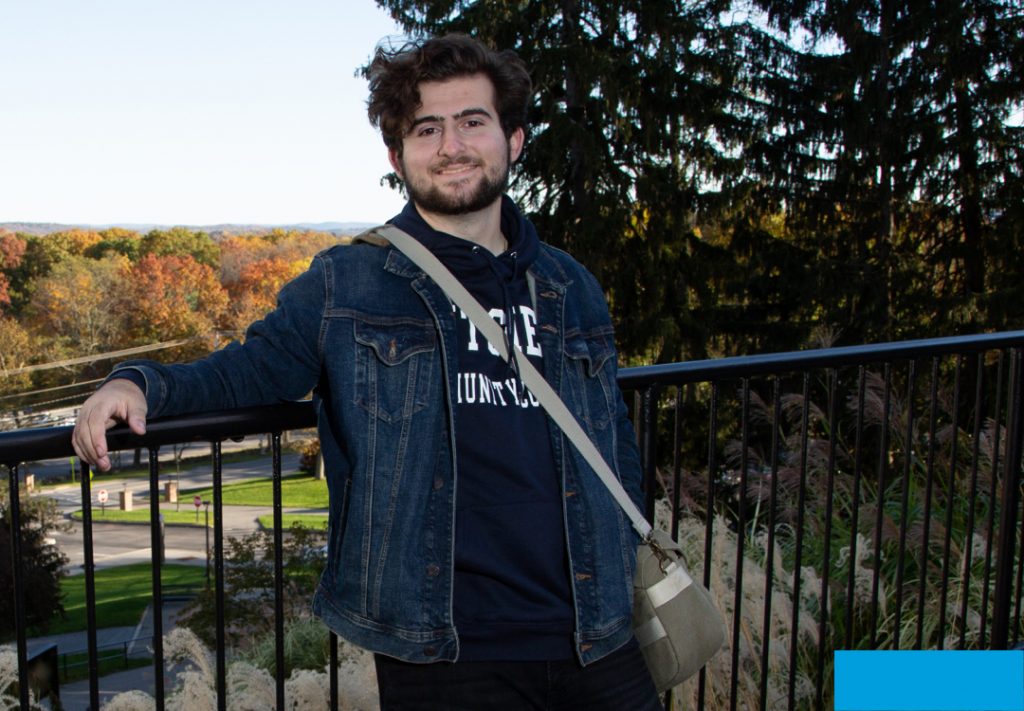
257, 513, 329, 530
70, 508, 212, 527
68, 474, 328, 525
185, 473, 328, 508
42, 563, 206, 636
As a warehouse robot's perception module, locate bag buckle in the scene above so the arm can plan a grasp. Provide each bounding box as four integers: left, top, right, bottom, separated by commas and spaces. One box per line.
646, 534, 674, 573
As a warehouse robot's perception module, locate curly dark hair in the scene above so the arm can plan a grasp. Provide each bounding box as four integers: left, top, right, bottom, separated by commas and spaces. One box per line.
366, 34, 532, 154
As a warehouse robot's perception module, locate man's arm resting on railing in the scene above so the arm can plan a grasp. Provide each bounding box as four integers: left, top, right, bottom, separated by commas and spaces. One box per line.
72, 377, 148, 472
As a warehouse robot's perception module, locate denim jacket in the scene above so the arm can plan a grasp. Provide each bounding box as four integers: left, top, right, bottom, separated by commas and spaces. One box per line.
116, 238, 644, 666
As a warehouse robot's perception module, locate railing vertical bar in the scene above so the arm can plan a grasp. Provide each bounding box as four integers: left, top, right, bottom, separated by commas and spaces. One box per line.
212, 441, 227, 711
149, 447, 165, 710
7, 464, 30, 711
816, 368, 840, 708
758, 376, 782, 711
980, 350, 1006, 647
641, 386, 660, 526
870, 363, 893, 649
80, 460, 100, 709
1014, 488, 1024, 646
273, 432, 286, 709
329, 632, 339, 711
992, 349, 1024, 649
960, 353, 985, 648
846, 366, 867, 648
697, 381, 720, 711
938, 355, 963, 648
916, 358, 941, 648
639, 386, 670, 711
729, 378, 751, 711
641, 387, 659, 523
893, 360, 917, 650
670, 385, 683, 537
146, 448, 165, 708
787, 372, 811, 711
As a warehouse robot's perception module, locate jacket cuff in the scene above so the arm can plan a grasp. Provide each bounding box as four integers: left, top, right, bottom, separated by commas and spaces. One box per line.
104, 364, 164, 417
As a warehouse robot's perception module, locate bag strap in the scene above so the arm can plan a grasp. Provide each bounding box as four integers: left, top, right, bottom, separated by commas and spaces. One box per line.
371, 224, 654, 541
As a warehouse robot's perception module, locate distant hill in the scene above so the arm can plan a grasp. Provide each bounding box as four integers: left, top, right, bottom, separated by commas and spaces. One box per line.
0, 221, 376, 237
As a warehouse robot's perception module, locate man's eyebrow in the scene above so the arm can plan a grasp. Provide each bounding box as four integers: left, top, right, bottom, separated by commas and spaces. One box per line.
408, 107, 494, 130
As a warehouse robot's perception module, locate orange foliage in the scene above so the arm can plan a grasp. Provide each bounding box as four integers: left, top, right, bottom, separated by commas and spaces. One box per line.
48, 229, 103, 256
226, 257, 305, 331
120, 254, 229, 350
0, 231, 26, 309
219, 230, 336, 286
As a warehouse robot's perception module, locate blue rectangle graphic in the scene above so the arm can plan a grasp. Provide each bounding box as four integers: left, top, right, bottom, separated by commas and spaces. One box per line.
835, 651, 1024, 711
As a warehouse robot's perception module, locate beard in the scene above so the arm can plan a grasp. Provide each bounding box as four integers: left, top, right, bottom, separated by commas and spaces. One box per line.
401, 146, 512, 216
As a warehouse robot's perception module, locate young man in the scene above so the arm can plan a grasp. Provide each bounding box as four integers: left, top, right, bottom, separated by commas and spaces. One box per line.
73, 35, 662, 710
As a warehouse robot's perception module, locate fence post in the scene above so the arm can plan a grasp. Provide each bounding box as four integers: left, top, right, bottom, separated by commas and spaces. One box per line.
992, 349, 1024, 649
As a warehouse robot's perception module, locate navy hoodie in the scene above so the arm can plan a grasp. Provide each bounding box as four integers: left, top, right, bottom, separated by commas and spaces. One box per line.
389, 197, 574, 661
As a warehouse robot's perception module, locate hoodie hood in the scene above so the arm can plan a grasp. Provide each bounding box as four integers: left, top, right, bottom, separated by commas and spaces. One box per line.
387, 195, 540, 308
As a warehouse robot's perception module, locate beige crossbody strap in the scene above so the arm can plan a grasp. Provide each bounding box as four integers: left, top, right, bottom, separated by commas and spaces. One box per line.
372, 224, 654, 541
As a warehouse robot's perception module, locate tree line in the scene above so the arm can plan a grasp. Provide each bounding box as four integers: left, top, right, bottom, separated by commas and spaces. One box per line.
0, 227, 340, 409
374, 0, 1023, 364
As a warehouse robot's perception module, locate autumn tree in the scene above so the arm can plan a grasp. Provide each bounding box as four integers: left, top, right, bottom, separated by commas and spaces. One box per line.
84, 227, 142, 261
119, 253, 229, 357
27, 255, 129, 359
0, 232, 26, 312
0, 318, 33, 400
140, 227, 220, 268
225, 257, 306, 334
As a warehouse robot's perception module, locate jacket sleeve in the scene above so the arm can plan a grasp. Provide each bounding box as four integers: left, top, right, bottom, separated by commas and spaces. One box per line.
574, 265, 645, 518
106, 254, 327, 419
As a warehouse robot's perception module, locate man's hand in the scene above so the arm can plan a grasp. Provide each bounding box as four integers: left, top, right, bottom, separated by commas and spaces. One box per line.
72, 378, 148, 472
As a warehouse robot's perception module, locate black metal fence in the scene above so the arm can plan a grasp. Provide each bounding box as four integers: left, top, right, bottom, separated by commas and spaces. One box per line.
3, 331, 1023, 710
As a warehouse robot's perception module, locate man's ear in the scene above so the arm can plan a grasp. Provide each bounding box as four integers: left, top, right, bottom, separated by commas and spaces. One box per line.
508, 127, 525, 163
388, 147, 403, 178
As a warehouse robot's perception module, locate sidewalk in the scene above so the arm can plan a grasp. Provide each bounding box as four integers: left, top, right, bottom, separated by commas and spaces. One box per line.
31, 601, 188, 711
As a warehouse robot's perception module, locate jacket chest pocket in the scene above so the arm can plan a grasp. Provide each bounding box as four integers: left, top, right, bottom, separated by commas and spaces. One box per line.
353, 318, 436, 423
563, 331, 615, 433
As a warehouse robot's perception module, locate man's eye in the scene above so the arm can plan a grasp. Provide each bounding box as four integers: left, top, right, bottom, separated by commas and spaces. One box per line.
416, 126, 439, 137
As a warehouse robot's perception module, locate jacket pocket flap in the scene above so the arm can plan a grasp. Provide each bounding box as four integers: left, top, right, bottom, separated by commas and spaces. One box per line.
564, 333, 614, 377
354, 320, 436, 366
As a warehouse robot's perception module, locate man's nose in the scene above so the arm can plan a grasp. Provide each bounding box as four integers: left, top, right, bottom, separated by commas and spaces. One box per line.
438, 127, 465, 156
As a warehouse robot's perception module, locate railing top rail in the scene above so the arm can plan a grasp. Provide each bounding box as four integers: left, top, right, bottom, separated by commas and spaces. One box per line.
618, 330, 1024, 389
0, 401, 316, 466
4, 330, 1023, 466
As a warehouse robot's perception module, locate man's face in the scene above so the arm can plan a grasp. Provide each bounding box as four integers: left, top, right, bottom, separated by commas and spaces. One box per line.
389, 73, 524, 217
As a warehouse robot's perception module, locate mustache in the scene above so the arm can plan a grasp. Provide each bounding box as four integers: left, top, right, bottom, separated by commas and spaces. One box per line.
432, 157, 480, 170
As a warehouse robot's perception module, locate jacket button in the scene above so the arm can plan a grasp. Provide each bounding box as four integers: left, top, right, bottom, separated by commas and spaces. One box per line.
426, 564, 440, 577
433, 477, 444, 490
541, 324, 558, 334
575, 572, 592, 581
540, 290, 557, 299
424, 646, 437, 657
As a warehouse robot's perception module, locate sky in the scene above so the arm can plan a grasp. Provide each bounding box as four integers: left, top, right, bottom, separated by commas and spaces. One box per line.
0, 0, 410, 226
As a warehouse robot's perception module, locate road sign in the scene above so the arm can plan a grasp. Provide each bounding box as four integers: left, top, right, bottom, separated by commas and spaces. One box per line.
97, 489, 108, 503
194, 495, 202, 509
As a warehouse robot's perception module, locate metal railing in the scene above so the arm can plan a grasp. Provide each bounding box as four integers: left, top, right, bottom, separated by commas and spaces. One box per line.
3, 331, 1023, 710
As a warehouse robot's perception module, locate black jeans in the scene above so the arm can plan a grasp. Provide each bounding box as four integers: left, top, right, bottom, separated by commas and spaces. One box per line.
374, 643, 664, 710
